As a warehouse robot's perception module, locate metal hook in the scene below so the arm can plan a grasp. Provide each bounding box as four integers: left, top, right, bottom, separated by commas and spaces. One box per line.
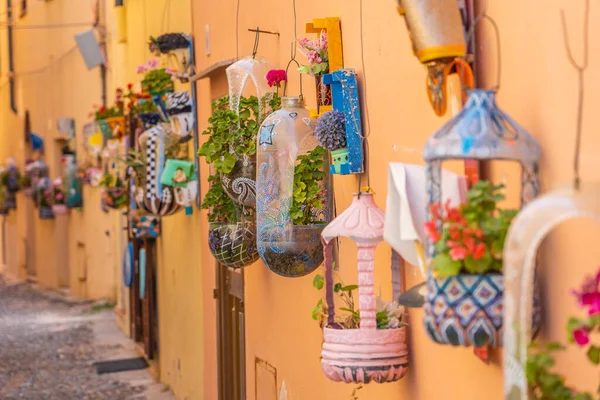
561, 0, 590, 190
252, 27, 260, 59
283, 52, 303, 98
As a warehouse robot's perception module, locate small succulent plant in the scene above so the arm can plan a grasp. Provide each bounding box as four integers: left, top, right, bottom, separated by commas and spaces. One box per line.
314, 110, 347, 151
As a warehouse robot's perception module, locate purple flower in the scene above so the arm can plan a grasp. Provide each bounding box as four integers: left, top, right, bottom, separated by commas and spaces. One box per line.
314, 110, 347, 151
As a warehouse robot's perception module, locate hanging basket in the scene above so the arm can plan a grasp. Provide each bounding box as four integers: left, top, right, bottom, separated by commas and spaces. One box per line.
221, 157, 256, 209
208, 221, 260, 268
321, 194, 409, 384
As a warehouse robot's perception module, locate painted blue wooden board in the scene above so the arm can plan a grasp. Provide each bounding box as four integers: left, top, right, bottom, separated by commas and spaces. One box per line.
123, 242, 134, 288
322, 69, 364, 175
139, 248, 146, 299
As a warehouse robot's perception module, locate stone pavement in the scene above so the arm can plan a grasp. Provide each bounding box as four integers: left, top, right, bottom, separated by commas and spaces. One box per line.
0, 276, 175, 400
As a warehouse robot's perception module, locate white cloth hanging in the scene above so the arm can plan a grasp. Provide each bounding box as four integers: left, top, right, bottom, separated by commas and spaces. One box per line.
384, 163, 467, 275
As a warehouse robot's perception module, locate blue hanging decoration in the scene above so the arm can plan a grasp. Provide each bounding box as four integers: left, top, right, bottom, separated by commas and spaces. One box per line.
123, 242, 134, 288
322, 69, 364, 175
139, 248, 146, 299
64, 155, 83, 208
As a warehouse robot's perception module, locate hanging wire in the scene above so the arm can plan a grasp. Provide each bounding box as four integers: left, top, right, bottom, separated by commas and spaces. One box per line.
561, 0, 590, 190
283, 0, 302, 97
235, 0, 241, 59
463, 0, 502, 91
251, 27, 260, 58
357, 0, 371, 194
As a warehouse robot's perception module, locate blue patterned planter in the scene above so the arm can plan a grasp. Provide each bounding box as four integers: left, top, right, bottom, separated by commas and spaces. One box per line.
424, 274, 541, 347
138, 112, 162, 129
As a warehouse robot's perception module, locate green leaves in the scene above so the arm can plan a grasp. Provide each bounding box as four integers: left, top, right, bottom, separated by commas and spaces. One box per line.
587, 346, 600, 365
464, 251, 493, 274
313, 274, 324, 290
290, 146, 327, 225
200, 174, 235, 223
432, 253, 461, 278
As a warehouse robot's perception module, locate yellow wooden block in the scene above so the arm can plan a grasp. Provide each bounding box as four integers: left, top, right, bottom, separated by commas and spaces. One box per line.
309, 105, 333, 119
305, 17, 343, 72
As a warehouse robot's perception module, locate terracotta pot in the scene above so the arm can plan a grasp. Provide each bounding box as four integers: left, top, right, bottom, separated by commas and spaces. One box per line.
315, 75, 332, 113
423, 273, 542, 347
208, 221, 259, 269
221, 157, 256, 208
321, 327, 409, 384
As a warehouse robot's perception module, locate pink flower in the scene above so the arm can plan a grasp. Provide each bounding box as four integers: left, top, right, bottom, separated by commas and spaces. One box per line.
298, 37, 312, 49
56, 193, 63, 200
136, 65, 147, 74
573, 327, 590, 346
266, 69, 287, 87
306, 50, 322, 65
165, 67, 176, 75
317, 30, 328, 51
146, 59, 159, 69
449, 246, 468, 261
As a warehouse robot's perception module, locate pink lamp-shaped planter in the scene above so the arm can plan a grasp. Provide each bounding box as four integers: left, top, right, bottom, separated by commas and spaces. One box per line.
320, 193, 409, 384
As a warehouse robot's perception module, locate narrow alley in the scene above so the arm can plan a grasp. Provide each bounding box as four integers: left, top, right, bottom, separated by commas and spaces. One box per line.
0, 276, 173, 399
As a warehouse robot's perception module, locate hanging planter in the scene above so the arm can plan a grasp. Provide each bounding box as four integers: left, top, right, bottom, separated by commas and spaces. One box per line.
128, 176, 161, 239
314, 109, 348, 174
138, 112, 162, 130
100, 173, 128, 210
134, 126, 181, 216
320, 193, 409, 384
208, 221, 260, 269
98, 116, 126, 139
221, 157, 256, 208
166, 91, 194, 137
37, 176, 54, 219
202, 173, 259, 268
64, 155, 83, 209
149, 33, 192, 75
298, 31, 331, 115
396, 0, 474, 116
160, 159, 197, 215
257, 96, 332, 277
49, 178, 70, 216
1, 163, 18, 210
422, 89, 542, 348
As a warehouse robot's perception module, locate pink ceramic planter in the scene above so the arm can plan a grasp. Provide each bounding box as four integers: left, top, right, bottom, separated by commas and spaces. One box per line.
320, 193, 409, 384
51, 204, 70, 216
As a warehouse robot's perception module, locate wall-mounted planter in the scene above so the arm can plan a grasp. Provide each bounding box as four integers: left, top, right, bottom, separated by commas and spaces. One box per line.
166, 91, 194, 137
51, 204, 70, 216
208, 221, 259, 269
322, 69, 364, 175
135, 126, 181, 216
102, 186, 128, 209
64, 155, 83, 208
129, 178, 161, 239
4, 192, 16, 210
257, 96, 331, 277
39, 206, 54, 219
321, 194, 409, 384
160, 159, 196, 215
138, 112, 162, 130
98, 116, 126, 139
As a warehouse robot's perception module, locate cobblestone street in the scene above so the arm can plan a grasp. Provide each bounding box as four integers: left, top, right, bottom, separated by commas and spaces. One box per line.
0, 277, 174, 400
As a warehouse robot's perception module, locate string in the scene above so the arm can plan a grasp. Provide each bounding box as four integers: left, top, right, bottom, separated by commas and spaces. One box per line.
560, 0, 590, 190
358, 0, 371, 193
235, 0, 241, 59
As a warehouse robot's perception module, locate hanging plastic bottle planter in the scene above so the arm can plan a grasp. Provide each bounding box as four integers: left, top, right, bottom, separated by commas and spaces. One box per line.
423, 89, 542, 347
257, 95, 332, 277
50, 178, 70, 216
37, 175, 54, 219
64, 155, 83, 209
135, 125, 181, 216
1, 161, 20, 210
320, 193, 409, 384
221, 56, 273, 208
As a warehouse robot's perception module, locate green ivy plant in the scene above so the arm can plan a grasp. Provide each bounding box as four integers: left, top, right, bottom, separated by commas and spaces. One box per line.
201, 173, 235, 223
141, 68, 174, 94
290, 146, 326, 225
197, 94, 281, 174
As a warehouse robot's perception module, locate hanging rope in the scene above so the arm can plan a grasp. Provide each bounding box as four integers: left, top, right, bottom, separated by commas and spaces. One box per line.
357, 0, 371, 194
561, 0, 590, 190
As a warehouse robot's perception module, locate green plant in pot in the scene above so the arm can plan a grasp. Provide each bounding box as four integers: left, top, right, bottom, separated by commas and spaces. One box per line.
314, 109, 348, 174
99, 172, 127, 209
197, 94, 280, 208
422, 181, 541, 348
202, 173, 259, 268
138, 59, 175, 96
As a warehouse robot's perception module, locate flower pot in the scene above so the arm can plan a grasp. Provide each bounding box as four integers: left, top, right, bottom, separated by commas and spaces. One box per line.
330, 148, 349, 174
39, 206, 54, 219
23, 187, 34, 198
221, 157, 256, 208
315, 75, 332, 113
4, 192, 16, 210
423, 273, 542, 347
321, 327, 409, 384
51, 204, 70, 216
398, 0, 466, 64
102, 187, 128, 210
258, 224, 325, 277
138, 112, 162, 129
98, 116, 126, 139
208, 221, 259, 268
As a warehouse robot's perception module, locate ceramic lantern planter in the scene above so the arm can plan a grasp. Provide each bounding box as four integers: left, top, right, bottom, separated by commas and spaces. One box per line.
423, 89, 542, 349
166, 91, 194, 137
257, 96, 332, 277
208, 221, 260, 269
160, 159, 197, 215
321, 193, 409, 384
